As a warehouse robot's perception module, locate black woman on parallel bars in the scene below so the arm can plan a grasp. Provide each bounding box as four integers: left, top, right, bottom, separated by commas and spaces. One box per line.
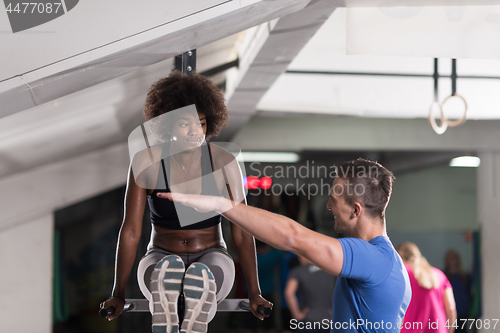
99, 50, 272, 333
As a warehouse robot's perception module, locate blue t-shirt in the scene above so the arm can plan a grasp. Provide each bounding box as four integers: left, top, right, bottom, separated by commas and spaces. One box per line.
330, 236, 411, 332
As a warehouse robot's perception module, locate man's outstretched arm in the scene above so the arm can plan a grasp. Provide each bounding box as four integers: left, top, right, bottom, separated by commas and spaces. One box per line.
159, 193, 344, 276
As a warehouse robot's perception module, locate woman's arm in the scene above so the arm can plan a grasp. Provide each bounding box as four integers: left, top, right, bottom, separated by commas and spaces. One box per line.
211, 144, 272, 318
100, 164, 146, 320
230, 223, 272, 319
443, 287, 457, 333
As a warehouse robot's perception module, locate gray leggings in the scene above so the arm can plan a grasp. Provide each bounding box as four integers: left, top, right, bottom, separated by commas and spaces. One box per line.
137, 246, 235, 322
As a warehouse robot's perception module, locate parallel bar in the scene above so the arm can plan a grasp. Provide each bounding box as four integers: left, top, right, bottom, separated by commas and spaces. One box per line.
120, 298, 253, 312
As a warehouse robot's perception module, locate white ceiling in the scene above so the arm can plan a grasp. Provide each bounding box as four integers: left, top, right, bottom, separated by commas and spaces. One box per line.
258, 8, 500, 119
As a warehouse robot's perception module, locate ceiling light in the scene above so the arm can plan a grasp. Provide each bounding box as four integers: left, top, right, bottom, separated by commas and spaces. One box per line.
235, 152, 300, 163
449, 156, 480, 168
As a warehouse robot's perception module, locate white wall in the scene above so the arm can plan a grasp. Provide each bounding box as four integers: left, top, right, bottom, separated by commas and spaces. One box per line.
387, 164, 477, 231
384, 164, 477, 271
0, 142, 129, 332
0, 214, 54, 333
478, 153, 500, 331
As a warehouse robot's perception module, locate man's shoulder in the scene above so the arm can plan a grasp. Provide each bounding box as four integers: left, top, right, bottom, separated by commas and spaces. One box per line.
368, 236, 398, 257
369, 235, 392, 246
338, 236, 392, 252
339, 236, 401, 281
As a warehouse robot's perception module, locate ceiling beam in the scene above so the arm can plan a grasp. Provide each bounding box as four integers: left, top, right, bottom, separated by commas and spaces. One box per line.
0, 0, 309, 120
218, 0, 339, 141
231, 115, 500, 152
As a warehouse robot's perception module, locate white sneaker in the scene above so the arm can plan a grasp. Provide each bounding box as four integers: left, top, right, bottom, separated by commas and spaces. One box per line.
151, 255, 185, 333
180, 262, 216, 333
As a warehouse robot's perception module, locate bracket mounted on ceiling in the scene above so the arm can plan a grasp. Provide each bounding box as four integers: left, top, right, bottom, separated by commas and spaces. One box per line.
174, 50, 197, 74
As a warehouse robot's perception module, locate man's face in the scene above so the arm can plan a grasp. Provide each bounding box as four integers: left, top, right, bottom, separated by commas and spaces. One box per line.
326, 177, 353, 234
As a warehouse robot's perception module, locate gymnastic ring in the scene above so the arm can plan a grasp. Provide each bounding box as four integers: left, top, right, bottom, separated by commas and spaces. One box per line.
440, 93, 468, 128
428, 101, 448, 135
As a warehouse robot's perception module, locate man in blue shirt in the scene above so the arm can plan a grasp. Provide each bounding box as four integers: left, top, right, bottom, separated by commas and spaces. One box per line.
160, 158, 412, 332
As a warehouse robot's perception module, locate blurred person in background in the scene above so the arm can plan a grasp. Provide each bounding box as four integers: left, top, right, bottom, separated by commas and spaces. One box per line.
397, 242, 457, 333
280, 252, 298, 333
444, 250, 472, 333
285, 255, 336, 333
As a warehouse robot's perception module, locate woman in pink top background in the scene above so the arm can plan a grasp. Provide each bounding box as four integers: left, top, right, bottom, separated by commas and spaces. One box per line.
397, 242, 457, 333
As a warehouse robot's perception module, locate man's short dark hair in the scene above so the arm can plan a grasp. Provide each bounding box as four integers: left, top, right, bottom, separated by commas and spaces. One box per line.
337, 158, 395, 221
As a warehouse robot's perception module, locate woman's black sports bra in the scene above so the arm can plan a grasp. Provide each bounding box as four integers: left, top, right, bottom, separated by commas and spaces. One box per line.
147, 142, 222, 230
